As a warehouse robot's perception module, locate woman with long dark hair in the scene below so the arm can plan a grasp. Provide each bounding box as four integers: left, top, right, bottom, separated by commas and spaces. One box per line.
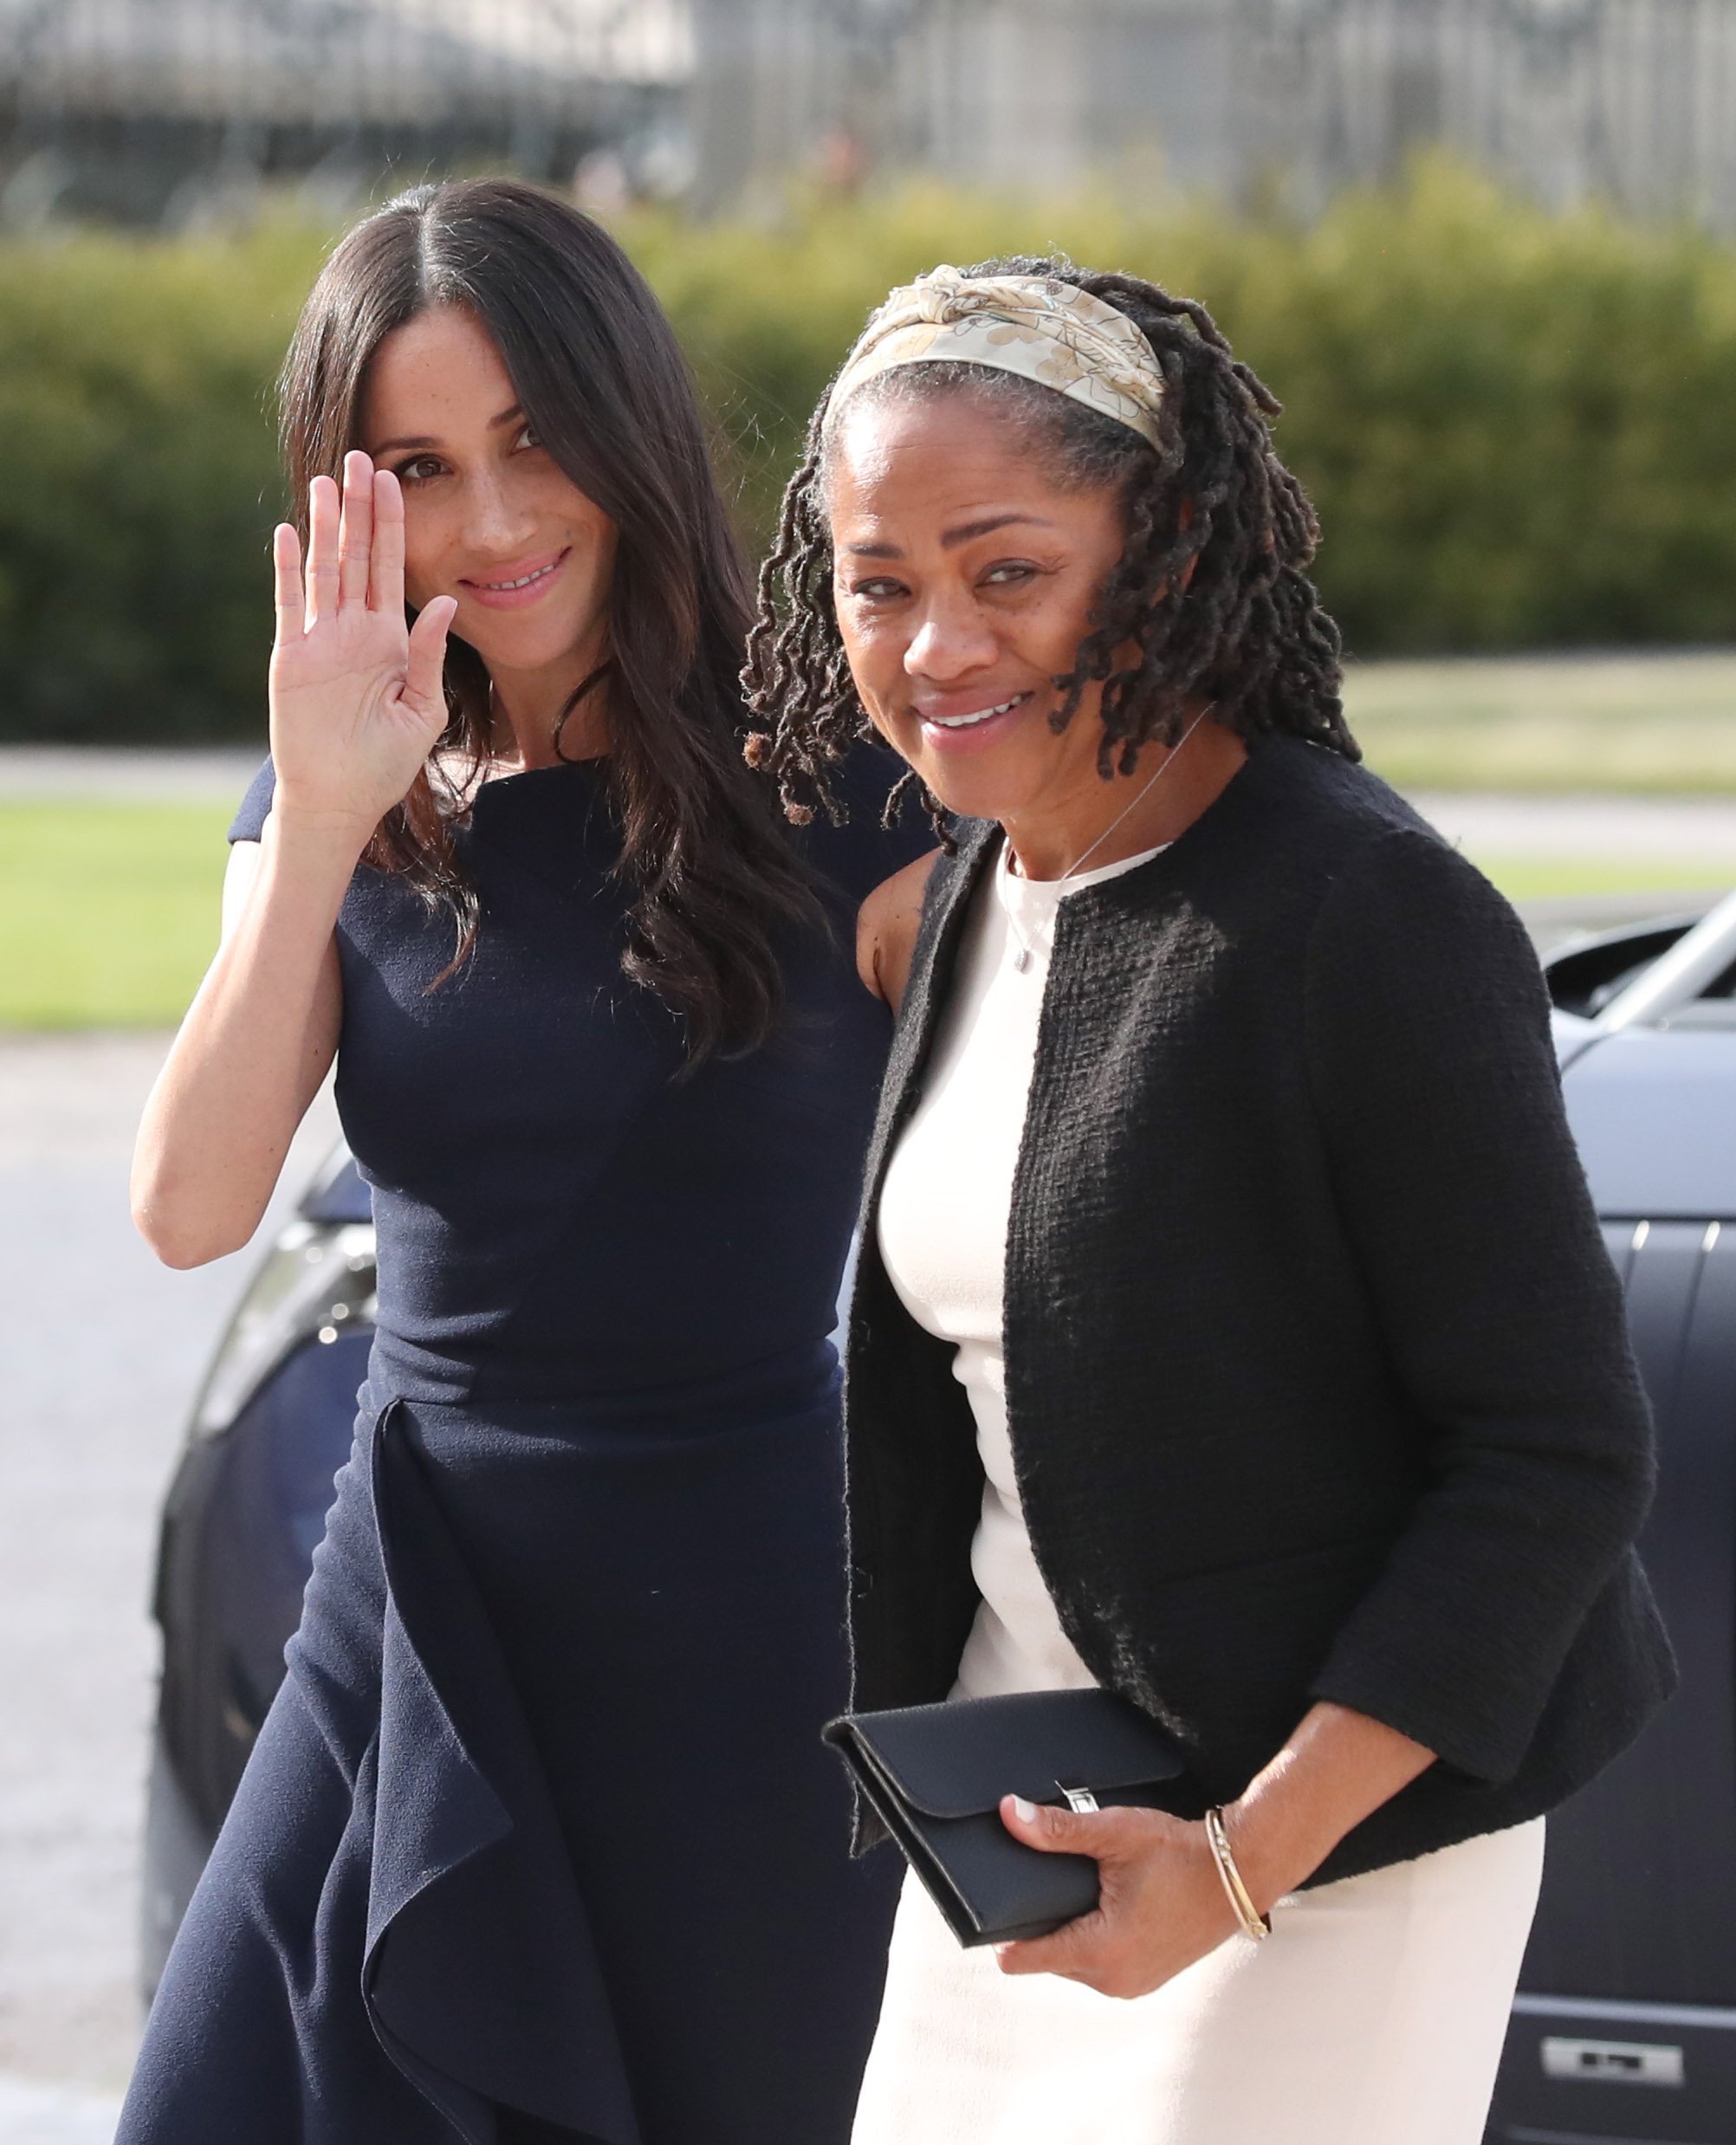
744, 261, 1674, 2142
121, 179, 923, 2145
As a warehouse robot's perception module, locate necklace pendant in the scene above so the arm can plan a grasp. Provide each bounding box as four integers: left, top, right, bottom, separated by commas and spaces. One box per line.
1012, 946, 1033, 974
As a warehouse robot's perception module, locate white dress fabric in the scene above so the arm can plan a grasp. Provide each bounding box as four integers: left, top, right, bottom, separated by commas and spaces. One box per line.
858, 833, 1546, 2145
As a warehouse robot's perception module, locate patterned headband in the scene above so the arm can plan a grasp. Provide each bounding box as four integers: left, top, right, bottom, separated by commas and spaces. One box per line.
826, 263, 1166, 451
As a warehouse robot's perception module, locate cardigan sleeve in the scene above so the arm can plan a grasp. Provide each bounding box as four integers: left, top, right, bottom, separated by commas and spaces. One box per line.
1301, 826, 1658, 1784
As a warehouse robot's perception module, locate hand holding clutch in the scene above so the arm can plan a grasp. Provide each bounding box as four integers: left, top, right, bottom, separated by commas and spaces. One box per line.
992, 1793, 1251, 1998
822, 1688, 1189, 1947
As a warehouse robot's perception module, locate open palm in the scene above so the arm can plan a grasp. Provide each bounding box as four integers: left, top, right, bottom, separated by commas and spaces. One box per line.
268, 451, 458, 834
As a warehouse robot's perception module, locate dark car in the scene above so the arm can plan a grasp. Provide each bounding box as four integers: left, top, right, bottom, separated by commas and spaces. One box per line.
141, 889, 1736, 2144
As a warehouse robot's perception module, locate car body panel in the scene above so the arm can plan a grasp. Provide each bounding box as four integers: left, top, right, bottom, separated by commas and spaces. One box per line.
1560, 1030, 1736, 1220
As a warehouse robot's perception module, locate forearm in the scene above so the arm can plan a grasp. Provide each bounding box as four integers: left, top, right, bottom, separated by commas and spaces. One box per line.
1224, 1702, 1437, 1915
131, 810, 360, 1265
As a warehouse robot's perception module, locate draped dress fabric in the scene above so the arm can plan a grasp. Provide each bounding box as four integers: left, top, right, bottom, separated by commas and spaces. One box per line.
117, 751, 926, 2145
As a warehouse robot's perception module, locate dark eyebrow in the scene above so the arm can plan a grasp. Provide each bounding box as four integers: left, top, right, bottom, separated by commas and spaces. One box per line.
845, 511, 1055, 562
941, 512, 1053, 549
371, 404, 525, 456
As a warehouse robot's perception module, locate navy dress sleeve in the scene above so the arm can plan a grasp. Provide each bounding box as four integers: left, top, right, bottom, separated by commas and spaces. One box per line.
229, 755, 276, 844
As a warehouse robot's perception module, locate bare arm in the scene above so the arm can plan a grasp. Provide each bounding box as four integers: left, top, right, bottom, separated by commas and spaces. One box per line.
856, 848, 943, 1013
131, 454, 456, 1267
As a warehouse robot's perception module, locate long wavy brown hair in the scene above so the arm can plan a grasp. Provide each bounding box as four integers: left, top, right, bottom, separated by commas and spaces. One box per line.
280, 178, 816, 1064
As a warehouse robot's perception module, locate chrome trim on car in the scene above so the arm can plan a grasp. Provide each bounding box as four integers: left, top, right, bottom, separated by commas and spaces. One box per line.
1594, 889, 1736, 1034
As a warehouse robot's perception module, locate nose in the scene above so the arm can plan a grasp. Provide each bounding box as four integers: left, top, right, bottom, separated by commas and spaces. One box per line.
464, 464, 538, 561
904, 586, 999, 684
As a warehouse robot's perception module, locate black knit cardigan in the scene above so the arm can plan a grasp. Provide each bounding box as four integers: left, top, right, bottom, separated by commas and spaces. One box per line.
840, 735, 1676, 1883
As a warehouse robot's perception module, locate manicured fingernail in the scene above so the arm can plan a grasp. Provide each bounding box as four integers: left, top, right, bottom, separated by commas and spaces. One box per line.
1011, 1796, 1037, 1822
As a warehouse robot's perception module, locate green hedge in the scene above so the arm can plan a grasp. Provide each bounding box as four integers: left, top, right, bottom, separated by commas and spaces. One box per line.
0, 225, 325, 742
3, 161, 1734, 742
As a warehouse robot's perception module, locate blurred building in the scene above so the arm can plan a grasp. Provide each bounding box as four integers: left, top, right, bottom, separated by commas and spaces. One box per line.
3, 0, 1735, 229
690, 0, 1736, 227
0, 0, 690, 227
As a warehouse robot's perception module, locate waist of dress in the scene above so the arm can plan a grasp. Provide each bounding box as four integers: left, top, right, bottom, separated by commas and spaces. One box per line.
361, 1331, 842, 1434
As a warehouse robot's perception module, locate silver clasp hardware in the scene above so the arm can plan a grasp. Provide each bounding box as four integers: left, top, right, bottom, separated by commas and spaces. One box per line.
1059, 1785, 1100, 1814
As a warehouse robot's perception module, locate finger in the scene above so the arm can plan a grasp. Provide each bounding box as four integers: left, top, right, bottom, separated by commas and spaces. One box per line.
337, 451, 373, 610
994, 1910, 1106, 1980
305, 475, 340, 626
271, 524, 306, 641
405, 595, 457, 716
369, 467, 405, 614
1000, 1795, 1128, 1860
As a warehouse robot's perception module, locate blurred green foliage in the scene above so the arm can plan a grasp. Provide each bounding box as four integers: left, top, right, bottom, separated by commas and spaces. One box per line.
0, 224, 326, 741
3, 160, 1734, 742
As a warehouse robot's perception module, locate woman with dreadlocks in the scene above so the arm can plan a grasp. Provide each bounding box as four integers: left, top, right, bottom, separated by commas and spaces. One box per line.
743, 262, 1674, 2144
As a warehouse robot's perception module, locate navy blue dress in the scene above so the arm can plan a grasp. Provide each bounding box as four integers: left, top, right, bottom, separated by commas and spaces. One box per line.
118, 750, 928, 2145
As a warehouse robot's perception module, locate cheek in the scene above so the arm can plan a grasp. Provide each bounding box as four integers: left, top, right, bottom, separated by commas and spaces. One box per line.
1026, 578, 1104, 664
834, 605, 898, 694
545, 476, 615, 553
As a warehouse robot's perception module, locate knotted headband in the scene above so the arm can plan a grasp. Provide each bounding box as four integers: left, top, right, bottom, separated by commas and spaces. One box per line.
826, 264, 1167, 451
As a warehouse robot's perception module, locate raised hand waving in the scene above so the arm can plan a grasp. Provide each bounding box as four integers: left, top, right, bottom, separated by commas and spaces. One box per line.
269, 450, 458, 837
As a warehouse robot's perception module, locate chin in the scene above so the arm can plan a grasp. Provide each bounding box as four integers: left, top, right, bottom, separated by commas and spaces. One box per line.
466, 614, 594, 676
909, 756, 1038, 826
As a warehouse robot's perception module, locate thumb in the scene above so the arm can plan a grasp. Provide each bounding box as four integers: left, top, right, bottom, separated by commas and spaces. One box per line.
1001, 1793, 1123, 1860
405, 594, 457, 714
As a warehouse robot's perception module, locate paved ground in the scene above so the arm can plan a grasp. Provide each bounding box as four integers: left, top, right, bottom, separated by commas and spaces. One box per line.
0, 750, 261, 803
1412, 788, 1736, 859
4, 747, 1736, 859
0, 1035, 336, 2137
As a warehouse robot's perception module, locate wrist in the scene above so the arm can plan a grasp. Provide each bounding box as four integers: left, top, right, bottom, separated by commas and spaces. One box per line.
262, 805, 377, 895
1219, 1778, 1329, 1918
266, 801, 378, 865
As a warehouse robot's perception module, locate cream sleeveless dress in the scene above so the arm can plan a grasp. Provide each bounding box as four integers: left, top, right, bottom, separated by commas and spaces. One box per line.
854, 834, 1545, 2145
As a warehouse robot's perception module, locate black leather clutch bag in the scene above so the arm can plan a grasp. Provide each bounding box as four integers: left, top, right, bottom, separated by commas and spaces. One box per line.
822, 1688, 1188, 1947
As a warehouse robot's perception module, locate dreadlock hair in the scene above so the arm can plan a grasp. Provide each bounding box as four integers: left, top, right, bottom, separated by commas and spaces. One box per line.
742, 257, 1355, 838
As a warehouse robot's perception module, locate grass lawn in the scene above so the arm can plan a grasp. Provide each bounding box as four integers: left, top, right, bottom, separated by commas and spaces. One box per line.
0, 801, 230, 1029
5, 648, 1736, 1034
1345, 650, 1736, 793
1473, 857, 1733, 899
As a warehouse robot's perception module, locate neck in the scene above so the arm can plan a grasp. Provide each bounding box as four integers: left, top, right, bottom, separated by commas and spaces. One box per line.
486, 630, 612, 771
1003, 712, 1247, 883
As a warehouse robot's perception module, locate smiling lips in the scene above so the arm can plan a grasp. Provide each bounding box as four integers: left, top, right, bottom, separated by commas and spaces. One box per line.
914, 689, 1035, 751
461, 548, 569, 611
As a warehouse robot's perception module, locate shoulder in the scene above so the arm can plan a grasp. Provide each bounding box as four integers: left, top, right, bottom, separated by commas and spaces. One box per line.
1175, 737, 1513, 945
1239, 734, 1437, 856
857, 848, 946, 1010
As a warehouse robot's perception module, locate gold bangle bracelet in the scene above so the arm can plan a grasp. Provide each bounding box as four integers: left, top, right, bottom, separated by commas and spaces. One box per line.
1203, 1805, 1273, 1941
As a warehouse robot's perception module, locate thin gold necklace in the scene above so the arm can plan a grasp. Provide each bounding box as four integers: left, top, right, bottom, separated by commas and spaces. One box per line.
1005, 703, 1213, 975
